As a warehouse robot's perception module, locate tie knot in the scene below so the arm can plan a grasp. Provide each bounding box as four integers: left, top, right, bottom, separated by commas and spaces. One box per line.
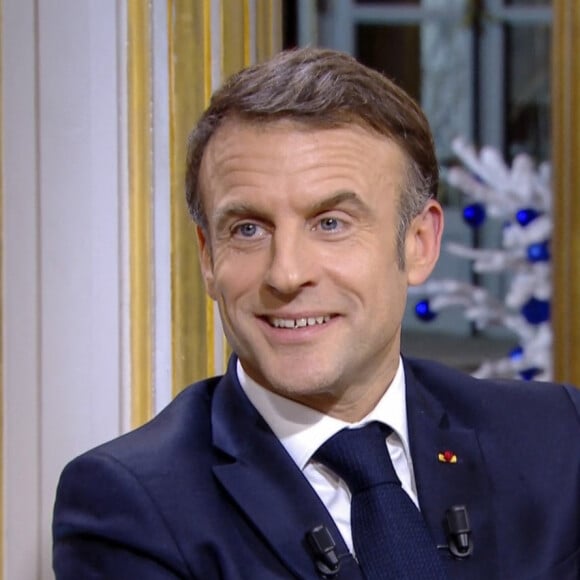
315, 422, 399, 493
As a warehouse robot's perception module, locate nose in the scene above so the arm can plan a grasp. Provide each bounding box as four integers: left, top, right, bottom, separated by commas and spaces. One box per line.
264, 229, 316, 295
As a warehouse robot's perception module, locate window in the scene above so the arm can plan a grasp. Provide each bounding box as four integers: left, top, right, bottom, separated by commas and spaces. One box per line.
285, 0, 552, 174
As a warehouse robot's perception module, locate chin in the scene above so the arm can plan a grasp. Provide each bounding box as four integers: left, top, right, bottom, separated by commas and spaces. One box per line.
263, 366, 341, 400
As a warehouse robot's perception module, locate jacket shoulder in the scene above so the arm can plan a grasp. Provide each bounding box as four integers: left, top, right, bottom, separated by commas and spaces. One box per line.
404, 356, 580, 427
81, 374, 223, 472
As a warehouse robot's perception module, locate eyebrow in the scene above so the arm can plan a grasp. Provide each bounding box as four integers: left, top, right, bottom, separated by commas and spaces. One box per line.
213, 202, 267, 234
309, 190, 371, 215
212, 190, 371, 233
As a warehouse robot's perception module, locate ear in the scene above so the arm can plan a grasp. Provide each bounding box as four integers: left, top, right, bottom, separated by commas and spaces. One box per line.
405, 199, 444, 286
196, 226, 217, 300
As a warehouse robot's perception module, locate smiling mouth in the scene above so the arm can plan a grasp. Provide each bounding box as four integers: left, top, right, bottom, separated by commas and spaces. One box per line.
266, 315, 332, 329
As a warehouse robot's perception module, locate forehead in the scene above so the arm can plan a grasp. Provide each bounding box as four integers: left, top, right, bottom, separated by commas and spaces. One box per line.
204, 117, 402, 158
199, 119, 407, 208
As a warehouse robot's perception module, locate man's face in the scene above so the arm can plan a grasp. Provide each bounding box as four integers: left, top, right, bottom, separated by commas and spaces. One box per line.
197, 120, 442, 420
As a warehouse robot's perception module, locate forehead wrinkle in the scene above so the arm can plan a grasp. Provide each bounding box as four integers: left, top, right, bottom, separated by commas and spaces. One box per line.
205, 121, 385, 179
203, 121, 407, 186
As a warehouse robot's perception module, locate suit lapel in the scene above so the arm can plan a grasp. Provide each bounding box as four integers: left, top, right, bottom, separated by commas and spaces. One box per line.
211, 358, 362, 580
209, 356, 500, 578
404, 359, 498, 579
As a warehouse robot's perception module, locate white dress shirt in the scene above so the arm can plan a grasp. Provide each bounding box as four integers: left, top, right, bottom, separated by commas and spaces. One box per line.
237, 358, 418, 554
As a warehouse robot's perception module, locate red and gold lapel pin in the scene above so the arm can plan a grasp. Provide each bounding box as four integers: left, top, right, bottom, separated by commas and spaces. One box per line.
438, 450, 458, 463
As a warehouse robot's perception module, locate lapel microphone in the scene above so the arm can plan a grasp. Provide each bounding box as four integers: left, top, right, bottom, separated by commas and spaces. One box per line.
308, 506, 473, 577
443, 505, 474, 559
306, 525, 341, 577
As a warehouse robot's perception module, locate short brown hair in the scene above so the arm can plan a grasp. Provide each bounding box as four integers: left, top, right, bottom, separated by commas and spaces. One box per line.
186, 47, 438, 264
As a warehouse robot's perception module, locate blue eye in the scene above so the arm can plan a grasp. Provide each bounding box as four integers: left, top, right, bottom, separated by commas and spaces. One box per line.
319, 217, 340, 231
233, 222, 263, 239
230, 222, 267, 241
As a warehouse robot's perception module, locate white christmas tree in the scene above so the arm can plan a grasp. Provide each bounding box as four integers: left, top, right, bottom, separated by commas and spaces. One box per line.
411, 137, 552, 380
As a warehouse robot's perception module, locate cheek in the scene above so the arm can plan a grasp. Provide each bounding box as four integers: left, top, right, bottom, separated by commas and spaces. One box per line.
340, 254, 407, 314
212, 252, 263, 300
329, 240, 399, 283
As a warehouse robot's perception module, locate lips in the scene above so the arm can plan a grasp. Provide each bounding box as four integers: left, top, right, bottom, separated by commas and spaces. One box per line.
266, 315, 332, 329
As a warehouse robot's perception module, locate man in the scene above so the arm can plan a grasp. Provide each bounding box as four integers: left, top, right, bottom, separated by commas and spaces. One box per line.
53, 48, 580, 579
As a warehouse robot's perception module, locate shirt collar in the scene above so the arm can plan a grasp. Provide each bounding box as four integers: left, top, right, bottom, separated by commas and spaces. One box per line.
237, 358, 411, 471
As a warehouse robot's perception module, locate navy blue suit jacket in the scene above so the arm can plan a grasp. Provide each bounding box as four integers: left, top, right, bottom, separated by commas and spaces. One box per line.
53, 357, 580, 579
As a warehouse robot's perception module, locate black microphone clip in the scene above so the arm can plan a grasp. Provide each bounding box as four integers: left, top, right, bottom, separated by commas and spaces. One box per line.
306, 525, 341, 577
444, 505, 474, 559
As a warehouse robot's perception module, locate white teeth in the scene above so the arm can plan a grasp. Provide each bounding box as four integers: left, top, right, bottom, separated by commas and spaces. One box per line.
270, 315, 331, 329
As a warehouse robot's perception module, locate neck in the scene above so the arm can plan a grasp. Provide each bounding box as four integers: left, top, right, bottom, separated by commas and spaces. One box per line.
288, 359, 401, 422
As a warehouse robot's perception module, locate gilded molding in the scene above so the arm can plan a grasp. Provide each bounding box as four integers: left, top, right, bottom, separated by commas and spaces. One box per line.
256, 0, 282, 63
0, 0, 4, 572
128, 0, 154, 425
552, 0, 580, 384
169, 0, 213, 395
222, 0, 248, 78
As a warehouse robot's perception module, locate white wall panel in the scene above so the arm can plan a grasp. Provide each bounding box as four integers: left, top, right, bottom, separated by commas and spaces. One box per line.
2, 1, 126, 577
3, 0, 42, 577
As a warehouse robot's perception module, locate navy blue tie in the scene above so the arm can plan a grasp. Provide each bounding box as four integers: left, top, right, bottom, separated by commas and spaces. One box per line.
315, 422, 448, 580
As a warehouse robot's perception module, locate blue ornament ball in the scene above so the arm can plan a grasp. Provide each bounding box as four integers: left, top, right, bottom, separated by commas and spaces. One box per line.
508, 345, 524, 361
516, 208, 541, 227
526, 240, 550, 263
462, 203, 486, 228
519, 367, 542, 381
521, 298, 550, 325
415, 299, 437, 322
